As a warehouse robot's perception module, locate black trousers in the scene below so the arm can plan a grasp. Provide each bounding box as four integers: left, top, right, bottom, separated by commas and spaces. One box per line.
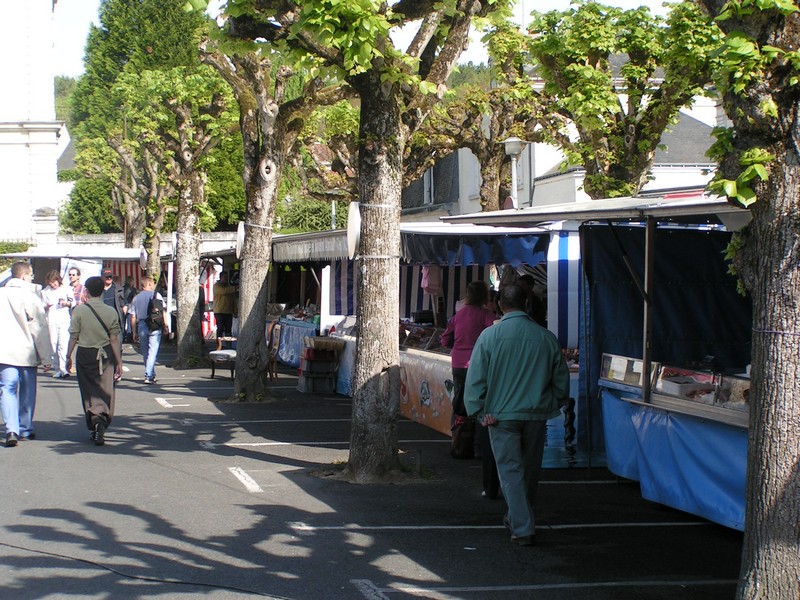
75, 345, 116, 430
216, 313, 233, 338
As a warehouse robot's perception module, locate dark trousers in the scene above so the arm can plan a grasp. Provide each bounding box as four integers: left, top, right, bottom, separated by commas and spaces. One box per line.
451, 367, 468, 417
478, 423, 501, 498
75, 345, 116, 430
216, 313, 233, 338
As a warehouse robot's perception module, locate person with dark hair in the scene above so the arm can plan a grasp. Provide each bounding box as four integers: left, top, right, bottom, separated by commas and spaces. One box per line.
41, 270, 74, 378
66, 276, 122, 446
465, 284, 569, 546
213, 271, 237, 340
100, 268, 125, 329
516, 274, 547, 327
441, 281, 497, 419
129, 276, 166, 384
67, 267, 87, 307
0, 262, 52, 446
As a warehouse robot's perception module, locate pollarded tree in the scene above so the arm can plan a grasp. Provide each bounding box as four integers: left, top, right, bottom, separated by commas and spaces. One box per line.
524, 1, 722, 199
215, 0, 513, 481
405, 22, 550, 211
692, 0, 800, 597
199, 44, 351, 402
68, 0, 210, 246
115, 66, 238, 367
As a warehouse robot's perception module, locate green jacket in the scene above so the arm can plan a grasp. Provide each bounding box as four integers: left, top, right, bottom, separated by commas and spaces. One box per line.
464, 311, 569, 421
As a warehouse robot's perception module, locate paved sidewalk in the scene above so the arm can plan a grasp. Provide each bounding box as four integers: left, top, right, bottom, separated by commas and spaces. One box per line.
0, 341, 743, 599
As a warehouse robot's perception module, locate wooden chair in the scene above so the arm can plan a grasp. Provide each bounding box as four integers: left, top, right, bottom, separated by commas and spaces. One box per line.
267, 322, 282, 382
209, 337, 237, 379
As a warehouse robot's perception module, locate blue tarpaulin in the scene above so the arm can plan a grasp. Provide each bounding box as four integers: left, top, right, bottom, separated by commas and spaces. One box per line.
602, 389, 747, 530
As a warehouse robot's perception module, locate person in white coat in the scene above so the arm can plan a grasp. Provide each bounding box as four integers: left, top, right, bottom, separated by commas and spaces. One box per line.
0, 262, 52, 446
41, 270, 74, 378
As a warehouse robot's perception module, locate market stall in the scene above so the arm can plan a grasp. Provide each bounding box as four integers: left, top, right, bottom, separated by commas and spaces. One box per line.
444, 191, 753, 529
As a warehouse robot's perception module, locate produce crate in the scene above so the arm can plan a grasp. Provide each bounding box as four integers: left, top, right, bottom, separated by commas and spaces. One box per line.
303, 336, 347, 351
297, 373, 337, 394
300, 347, 338, 361
299, 357, 338, 374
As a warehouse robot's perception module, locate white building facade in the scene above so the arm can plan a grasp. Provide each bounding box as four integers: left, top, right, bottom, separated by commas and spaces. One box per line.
0, 0, 67, 244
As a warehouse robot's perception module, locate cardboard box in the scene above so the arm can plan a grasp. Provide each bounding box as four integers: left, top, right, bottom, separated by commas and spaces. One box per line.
297, 374, 336, 394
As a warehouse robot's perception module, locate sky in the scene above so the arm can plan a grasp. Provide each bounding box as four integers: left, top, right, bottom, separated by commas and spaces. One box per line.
52, 0, 669, 78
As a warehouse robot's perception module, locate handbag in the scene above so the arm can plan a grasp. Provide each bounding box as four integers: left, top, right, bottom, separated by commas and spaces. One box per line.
450, 415, 476, 459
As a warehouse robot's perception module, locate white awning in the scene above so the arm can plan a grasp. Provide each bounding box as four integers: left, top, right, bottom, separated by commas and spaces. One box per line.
1, 244, 144, 260
272, 230, 349, 263
442, 192, 750, 228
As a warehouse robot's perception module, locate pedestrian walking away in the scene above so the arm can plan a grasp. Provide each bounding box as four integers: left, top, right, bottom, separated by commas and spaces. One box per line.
129, 276, 166, 384
66, 276, 122, 446
465, 284, 570, 546
0, 262, 52, 446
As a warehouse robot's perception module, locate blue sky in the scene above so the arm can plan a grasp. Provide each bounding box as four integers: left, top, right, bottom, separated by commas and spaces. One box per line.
52, 0, 668, 78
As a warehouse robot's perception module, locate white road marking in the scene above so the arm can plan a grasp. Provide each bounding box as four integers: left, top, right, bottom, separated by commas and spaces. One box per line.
182, 418, 352, 425
154, 397, 190, 408
228, 466, 264, 493
291, 521, 710, 532
200, 439, 447, 449
352, 579, 738, 598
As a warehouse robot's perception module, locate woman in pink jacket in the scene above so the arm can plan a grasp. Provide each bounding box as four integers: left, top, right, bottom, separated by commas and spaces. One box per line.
441, 281, 496, 418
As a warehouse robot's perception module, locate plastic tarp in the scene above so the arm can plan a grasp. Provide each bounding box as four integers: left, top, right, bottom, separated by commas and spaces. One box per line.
277, 319, 318, 368
602, 389, 747, 530
401, 232, 549, 267
580, 225, 752, 456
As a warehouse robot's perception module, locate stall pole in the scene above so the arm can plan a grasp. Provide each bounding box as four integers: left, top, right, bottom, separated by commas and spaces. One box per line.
642, 216, 655, 400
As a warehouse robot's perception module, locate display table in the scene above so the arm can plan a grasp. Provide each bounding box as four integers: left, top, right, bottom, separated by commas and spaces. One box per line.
277, 319, 318, 368
601, 383, 747, 530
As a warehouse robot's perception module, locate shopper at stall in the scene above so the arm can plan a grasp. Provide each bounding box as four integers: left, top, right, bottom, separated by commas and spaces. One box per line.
465, 284, 569, 546
41, 270, 74, 378
66, 276, 122, 446
441, 280, 501, 496
212, 271, 237, 340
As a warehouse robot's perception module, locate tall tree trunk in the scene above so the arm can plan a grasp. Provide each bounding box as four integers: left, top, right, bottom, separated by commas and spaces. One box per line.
346, 76, 404, 481
735, 161, 800, 599
173, 172, 205, 367
234, 157, 279, 401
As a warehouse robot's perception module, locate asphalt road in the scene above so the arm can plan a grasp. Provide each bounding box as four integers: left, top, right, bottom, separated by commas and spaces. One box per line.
0, 341, 743, 599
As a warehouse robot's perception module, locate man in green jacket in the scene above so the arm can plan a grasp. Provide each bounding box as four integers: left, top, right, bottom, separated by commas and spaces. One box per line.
465, 284, 569, 546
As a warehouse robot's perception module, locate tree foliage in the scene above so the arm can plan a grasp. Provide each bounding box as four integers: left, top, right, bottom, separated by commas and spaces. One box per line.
522, 1, 722, 199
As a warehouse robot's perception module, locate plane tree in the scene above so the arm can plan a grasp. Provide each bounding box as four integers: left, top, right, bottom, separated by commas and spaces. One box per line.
115, 66, 238, 366
208, 0, 513, 481
199, 43, 351, 401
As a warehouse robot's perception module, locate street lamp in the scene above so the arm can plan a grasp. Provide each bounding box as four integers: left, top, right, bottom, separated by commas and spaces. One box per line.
502, 136, 526, 209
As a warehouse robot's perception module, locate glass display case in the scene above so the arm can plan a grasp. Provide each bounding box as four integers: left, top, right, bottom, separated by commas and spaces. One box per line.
399, 324, 451, 355
600, 353, 655, 387
599, 353, 749, 427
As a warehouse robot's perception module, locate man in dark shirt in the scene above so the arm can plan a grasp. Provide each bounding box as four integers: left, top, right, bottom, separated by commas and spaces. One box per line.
101, 269, 125, 334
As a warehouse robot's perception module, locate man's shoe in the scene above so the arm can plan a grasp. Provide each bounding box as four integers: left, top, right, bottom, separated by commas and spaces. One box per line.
94, 422, 106, 446
52, 371, 63, 378
5, 432, 19, 447
20, 432, 36, 441
511, 535, 536, 546
144, 377, 155, 384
